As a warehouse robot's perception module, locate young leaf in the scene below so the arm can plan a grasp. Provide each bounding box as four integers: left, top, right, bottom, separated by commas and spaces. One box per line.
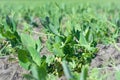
79, 33, 88, 46
27, 46, 41, 67
65, 35, 73, 44
31, 63, 47, 80
6, 15, 16, 32
21, 33, 36, 48
18, 49, 31, 70
36, 38, 42, 52
49, 24, 60, 36
62, 60, 73, 80
80, 66, 88, 80
53, 43, 64, 57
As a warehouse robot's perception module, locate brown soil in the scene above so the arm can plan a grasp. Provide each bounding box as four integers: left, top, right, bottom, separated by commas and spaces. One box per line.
0, 55, 28, 80
89, 43, 120, 80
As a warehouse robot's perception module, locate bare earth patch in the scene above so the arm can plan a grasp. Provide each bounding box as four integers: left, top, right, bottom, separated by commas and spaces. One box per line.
0, 56, 28, 80
90, 43, 120, 80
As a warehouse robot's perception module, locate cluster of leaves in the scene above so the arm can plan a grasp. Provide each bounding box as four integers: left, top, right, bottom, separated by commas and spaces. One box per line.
0, 2, 120, 80
0, 15, 46, 80
41, 3, 120, 76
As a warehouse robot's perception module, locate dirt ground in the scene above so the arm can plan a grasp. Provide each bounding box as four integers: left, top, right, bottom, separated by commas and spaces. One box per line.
0, 43, 120, 80
90, 43, 120, 80
0, 55, 28, 80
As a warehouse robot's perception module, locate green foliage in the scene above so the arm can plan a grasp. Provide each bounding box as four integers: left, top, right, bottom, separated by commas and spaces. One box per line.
80, 66, 88, 80
62, 60, 73, 80
115, 71, 120, 80
19, 33, 47, 80
0, 1, 120, 80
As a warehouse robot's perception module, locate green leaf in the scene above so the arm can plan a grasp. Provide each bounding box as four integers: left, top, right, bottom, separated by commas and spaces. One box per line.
18, 49, 31, 70
79, 33, 88, 46
49, 24, 60, 35
53, 43, 64, 57
21, 34, 41, 66
86, 29, 93, 43
36, 38, 42, 52
80, 66, 88, 80
65, 35, 73, 44
6, 15, 16, 32
79, 32, 94, 51
31, 63, 47, 80
27, 46, 41, 67
18, 49, 29, 63
2, 31, 16, 39
21, 33, 36, 48
55, 36, 62, 43
19, 61, 31, 70
115, 71, 120, 80
62, 60, 73, 80
46, 55, 55, 66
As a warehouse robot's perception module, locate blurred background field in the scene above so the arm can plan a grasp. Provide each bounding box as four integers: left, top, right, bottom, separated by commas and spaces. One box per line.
0, 0, 120, 6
